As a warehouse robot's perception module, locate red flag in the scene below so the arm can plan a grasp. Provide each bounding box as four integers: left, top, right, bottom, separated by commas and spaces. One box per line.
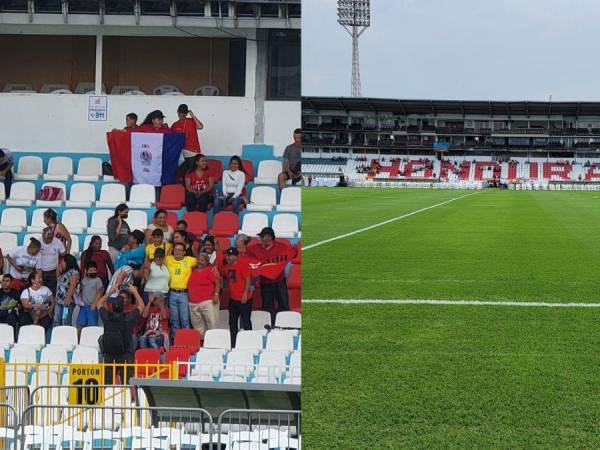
106, 131, 133, 183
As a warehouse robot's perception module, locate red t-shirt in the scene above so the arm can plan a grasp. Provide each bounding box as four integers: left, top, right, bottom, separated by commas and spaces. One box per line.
137, 124, 170, 134
246, 241, 296, 283
144, 306, 170, 335
188, 267, 219, 304
171, 118, 201, 152
226, 260, 251, 301
186, 170, 211, 192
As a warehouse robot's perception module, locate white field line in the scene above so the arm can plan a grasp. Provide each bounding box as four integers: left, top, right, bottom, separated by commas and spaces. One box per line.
303, 191, 483, 251
303, 299, 600, 308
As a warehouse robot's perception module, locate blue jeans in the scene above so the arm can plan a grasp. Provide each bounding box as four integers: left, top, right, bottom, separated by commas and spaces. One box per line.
214, 195, 244, 214
169, 291, 190, 333
53, 303, 74, 327
139, 335, 165, 349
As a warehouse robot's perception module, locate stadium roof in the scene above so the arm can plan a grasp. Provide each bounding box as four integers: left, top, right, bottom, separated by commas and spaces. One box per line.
302, 97, 600, 117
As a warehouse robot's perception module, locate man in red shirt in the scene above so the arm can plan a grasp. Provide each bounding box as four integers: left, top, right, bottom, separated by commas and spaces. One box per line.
245, 227, 296, 325
224, 247, 251, 346
171, 104, 204, 175
187, 253, 221, 338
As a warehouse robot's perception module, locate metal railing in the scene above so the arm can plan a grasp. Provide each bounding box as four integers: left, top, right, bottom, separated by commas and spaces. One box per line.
217, 408, 301, 449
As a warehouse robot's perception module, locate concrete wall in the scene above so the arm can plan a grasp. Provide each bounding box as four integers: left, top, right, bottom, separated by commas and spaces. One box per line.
0, 93, 299, 155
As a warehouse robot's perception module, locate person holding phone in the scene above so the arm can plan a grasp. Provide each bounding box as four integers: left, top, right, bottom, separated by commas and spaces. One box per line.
171, 104, 204, 175
6, 238, 42, 290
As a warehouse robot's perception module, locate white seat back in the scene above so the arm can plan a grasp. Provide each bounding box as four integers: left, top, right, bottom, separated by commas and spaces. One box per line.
275, 311, 301, 329
76, 158, 103, 178
79, 326, 104, 350
272, 214, 298, 238
240, 213, 269, 235
61, 209, 88, 233
68, 183, 96, 202
46, 157, 73, 177
8, 182, 35, 201
16, 157, 43, 176
203, 329, 231, 350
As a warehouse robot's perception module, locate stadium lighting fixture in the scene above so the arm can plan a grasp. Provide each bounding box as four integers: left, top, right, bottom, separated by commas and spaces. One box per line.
337, 0, 370, 97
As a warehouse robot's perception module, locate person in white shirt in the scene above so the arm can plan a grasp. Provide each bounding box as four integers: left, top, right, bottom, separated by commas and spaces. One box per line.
214, 156, 247, 214
142, 248, 170, 304
20, 271, 55, 342
39, 226, 66, 296
6, 238, 42, 289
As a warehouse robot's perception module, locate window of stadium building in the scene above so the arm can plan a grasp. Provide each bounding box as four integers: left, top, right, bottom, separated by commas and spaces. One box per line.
268, 30, 301, 100
0, 34, 247, 96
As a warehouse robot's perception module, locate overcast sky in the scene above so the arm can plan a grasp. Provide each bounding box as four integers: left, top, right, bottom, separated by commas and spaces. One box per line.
302, 0, 600, 101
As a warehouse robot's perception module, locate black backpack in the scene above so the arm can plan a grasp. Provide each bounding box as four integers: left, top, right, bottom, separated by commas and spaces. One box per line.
101, 314, 129, 355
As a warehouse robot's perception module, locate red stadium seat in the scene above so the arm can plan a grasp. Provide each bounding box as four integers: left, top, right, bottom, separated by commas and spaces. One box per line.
182, 211, 208, 236
292, 241, 301, 264
173, 328, 202, 354
163, 347, 192, 379
210, 212, 240, 237
157, 184, 185, 210
166, 211, 179, 230
242, 160, 254, 183
134, 348, 162, 378
287, 263, 301, 312
207, 159, 223, 181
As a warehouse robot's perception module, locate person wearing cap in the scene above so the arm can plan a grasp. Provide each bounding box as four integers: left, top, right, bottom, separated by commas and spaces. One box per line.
278, 129, 302, 190
223, 247, 251, 346
114, 230, 146, 269
246, 227, 296, 325
171, 104, 204, 174
184, 154, 215, 212
0, 148, 14, 198
187, 252, 221, 338
96, 283, 144, 384
7, 238, 42, 290
137, 110, 170, 133
165, 242, 197, 333
138, 293, 170, 350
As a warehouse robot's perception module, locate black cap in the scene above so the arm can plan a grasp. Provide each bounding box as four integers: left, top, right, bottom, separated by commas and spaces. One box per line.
149, 109, 165, 119
225, 247, 239, 256
177, 104, 189, 114
257, 227, 275, 239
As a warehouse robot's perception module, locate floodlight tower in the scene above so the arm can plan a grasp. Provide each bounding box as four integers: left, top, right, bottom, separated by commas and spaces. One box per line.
337, 0, 370, 97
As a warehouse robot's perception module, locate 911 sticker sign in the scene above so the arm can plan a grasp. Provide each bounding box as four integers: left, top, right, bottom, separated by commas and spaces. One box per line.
88, 95, 107, 121
68, 364, 104, 405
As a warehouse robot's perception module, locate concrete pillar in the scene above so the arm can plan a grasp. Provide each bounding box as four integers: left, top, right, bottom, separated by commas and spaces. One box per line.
95, 34, 103, 95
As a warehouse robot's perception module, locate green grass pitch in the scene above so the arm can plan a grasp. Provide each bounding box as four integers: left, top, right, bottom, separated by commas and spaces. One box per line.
302, 188, 600, 449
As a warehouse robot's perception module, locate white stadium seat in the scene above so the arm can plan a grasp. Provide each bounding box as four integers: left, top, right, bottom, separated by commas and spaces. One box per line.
0, 233, 18, 253
256, 350, 287, 379
69, 236, 80, 256
88, 210, 113, 235
65, 183, 96, 208
96, 184, 126, 208
83, 234, 109, 251
250, 311, 271, 332
245, 186, 277, 212
234, 330, 264, 352
275, 311, 301, 329
35, 182, 66, 207
223, 349, 255, 378
17, 324, 45, 350
276, 187, 301, 212
14, 156, 43, 181
2, 83, 34, 92
0, 324, 15, 350
0, 209, 27, 232
127, 210, 149, 232
194, 85, 220, 96
40, 83, 70, 93
127, 184, 156, 209
266, 331, 294, 352
79, 326, 104, 351
191, 349, 225, 378
44, 157, 73, 181
110, 85, 142, 95
71, 346, 99, 364
74, 82, 106, 94
74, 158, 103, 181
39, 346, 68, 371
239, 213, 269, 236
27, 209, 47, 233
49, 326, 78, 351
254, 160, 282, 185
9, 345, 37, 366
0, 183, 6, 202
153, 84, 181, 95
203, 329, 231, 351
272, 214, 298, 238
6, 182, 35, 207
61, 209, 88, 234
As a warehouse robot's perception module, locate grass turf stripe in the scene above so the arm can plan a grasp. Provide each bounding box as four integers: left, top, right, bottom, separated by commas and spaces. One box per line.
303, 299, 600, 307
